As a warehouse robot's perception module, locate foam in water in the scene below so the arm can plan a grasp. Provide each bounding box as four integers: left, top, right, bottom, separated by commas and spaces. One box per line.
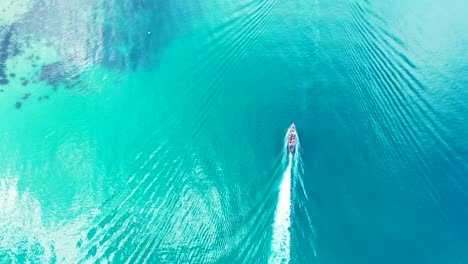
270, 154, 292, 264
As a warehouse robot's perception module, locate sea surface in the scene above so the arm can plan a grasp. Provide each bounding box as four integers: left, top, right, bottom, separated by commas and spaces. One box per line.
1, 0, 467, 263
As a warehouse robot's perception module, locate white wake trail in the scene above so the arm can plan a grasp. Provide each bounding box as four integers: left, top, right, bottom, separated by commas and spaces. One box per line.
269, 152, 293, 264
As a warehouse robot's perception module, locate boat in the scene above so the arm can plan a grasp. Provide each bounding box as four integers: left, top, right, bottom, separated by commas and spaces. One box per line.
288, 122, 296, 153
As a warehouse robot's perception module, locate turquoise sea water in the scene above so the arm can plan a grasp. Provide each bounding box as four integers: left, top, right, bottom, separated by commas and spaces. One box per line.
1, 0, 467, 263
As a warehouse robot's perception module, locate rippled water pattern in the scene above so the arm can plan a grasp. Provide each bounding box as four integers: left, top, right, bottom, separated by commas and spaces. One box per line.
1, 0, 467, 263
